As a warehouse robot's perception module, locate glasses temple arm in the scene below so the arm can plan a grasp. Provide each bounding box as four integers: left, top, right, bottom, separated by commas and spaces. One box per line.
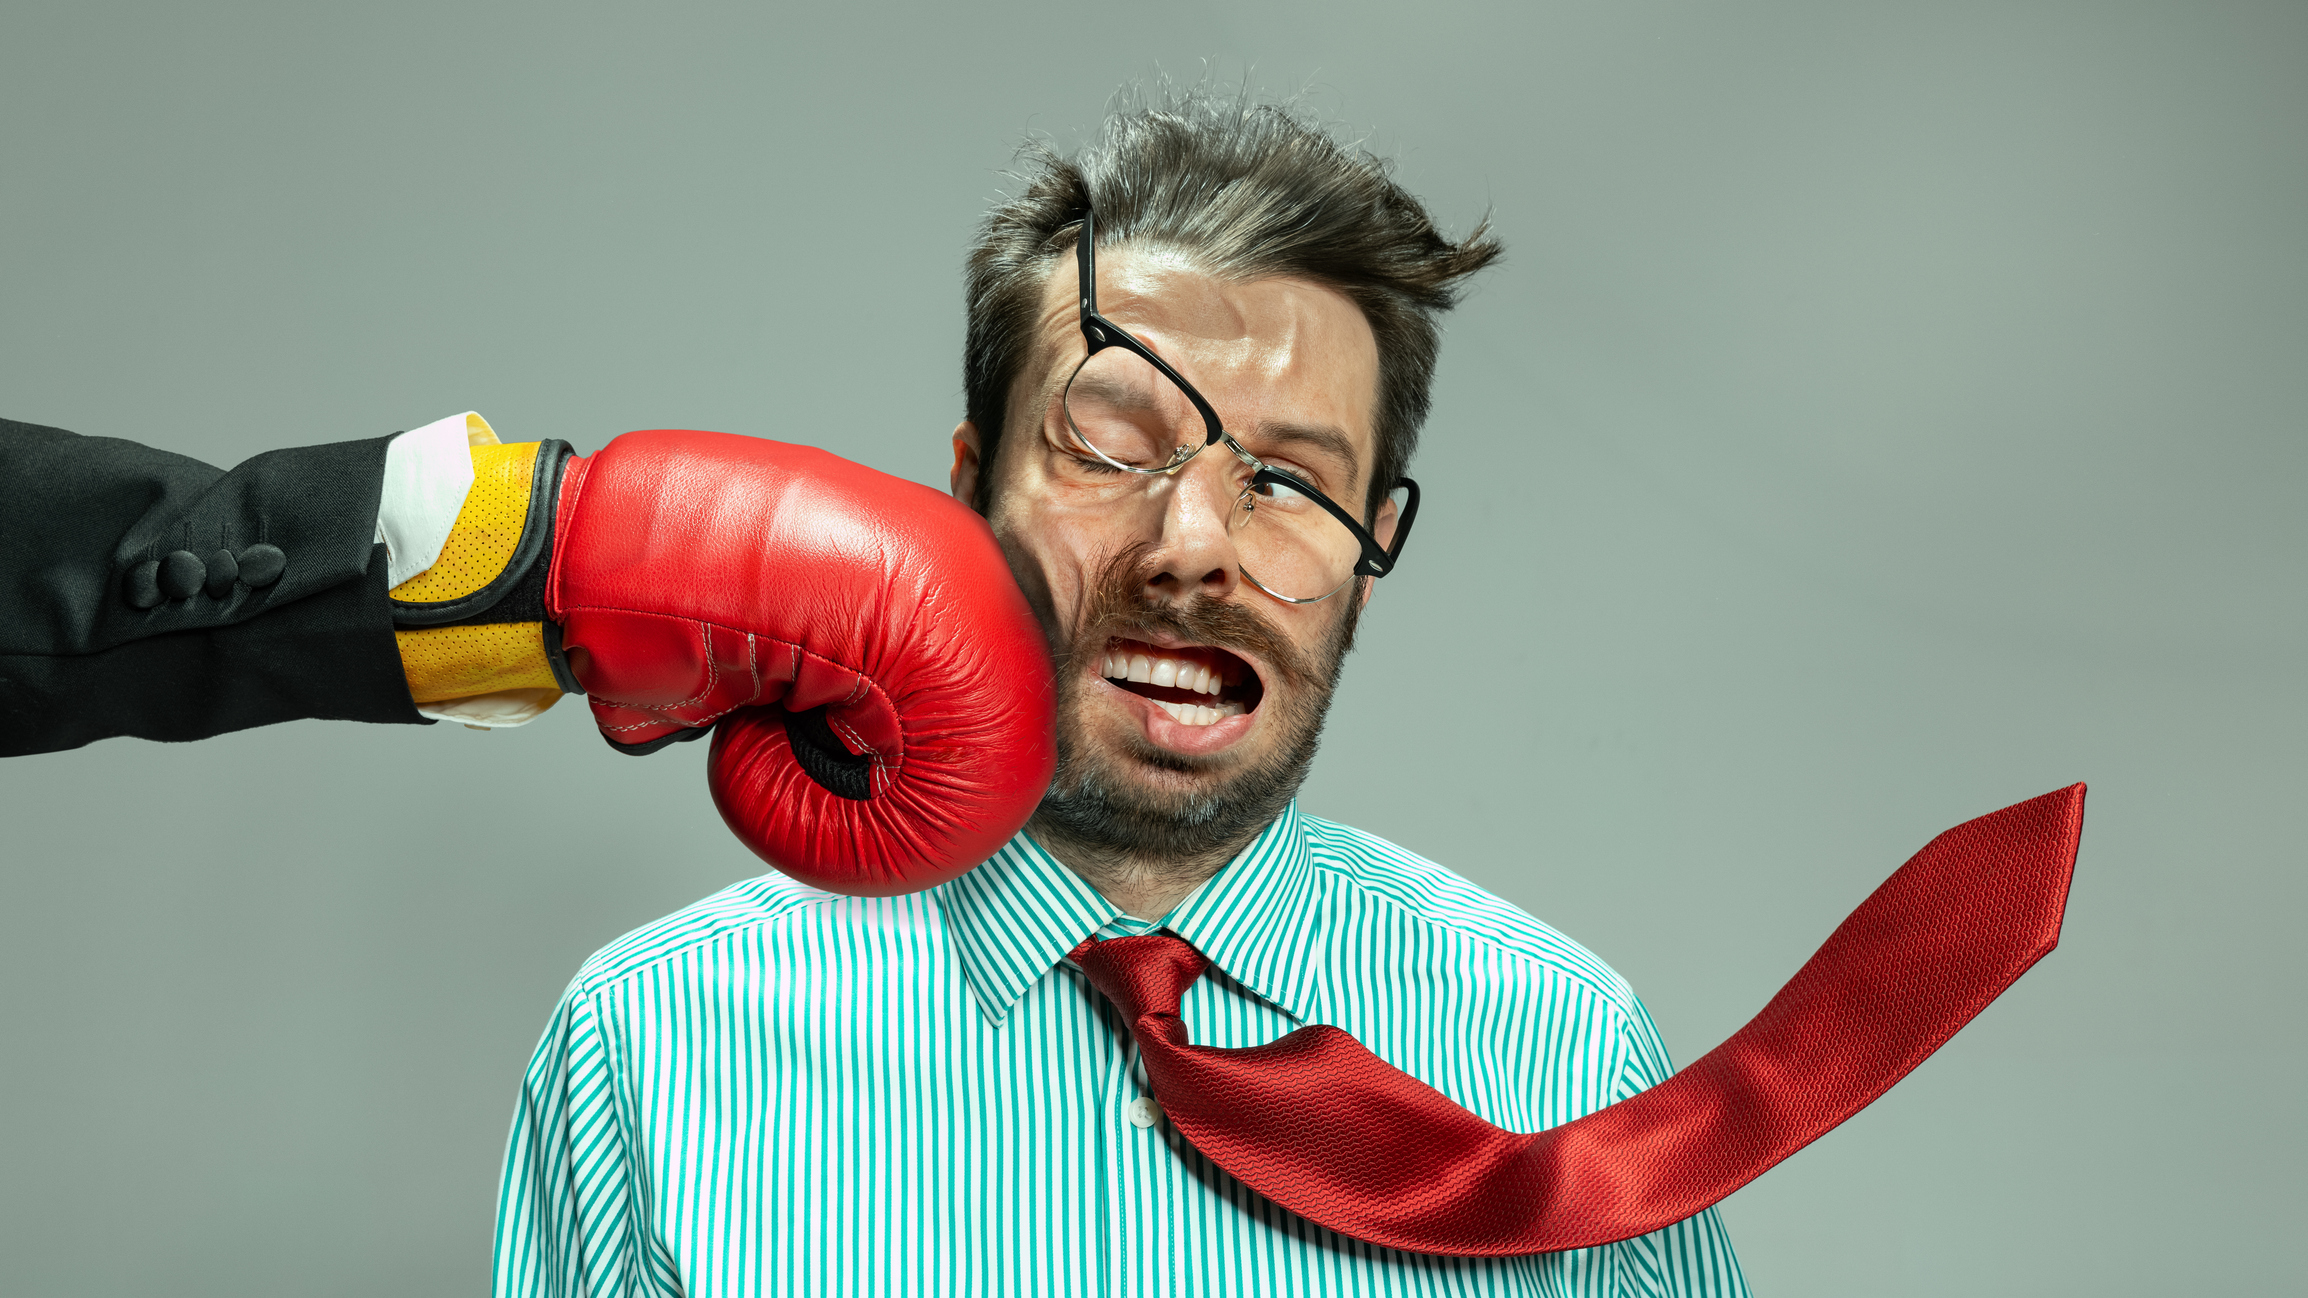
1075, 208, 1097, 316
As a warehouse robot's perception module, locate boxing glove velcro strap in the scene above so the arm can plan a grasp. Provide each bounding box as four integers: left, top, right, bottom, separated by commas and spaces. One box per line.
391, 440, 572, 626
392, 440, 583, 704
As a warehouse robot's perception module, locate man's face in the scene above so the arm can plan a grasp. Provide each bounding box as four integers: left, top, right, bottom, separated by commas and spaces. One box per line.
951, 245, 1393, 862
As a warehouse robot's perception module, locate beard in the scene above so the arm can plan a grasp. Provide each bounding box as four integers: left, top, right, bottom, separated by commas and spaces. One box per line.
1033, 543, 1361, 868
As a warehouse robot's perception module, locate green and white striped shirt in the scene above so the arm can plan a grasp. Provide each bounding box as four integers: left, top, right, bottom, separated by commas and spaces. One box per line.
493, 802, 1749, 1296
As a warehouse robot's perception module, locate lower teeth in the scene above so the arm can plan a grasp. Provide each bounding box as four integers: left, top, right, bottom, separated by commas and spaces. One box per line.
1152, 698, 1238, 727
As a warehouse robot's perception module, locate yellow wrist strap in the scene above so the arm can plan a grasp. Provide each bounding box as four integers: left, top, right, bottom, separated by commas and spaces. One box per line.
392, 434, 563, 706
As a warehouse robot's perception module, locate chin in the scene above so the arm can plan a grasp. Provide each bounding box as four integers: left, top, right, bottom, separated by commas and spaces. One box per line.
1037, 682, 1327, 863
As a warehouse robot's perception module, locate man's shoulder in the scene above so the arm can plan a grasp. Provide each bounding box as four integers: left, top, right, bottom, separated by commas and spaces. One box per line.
565, 870, 858, 996
1302, 815, 1641, 1015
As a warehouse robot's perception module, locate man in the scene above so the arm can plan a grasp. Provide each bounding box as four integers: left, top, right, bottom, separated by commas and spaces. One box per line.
0, 93, 1757, 1293
490, 96, 1749, 1295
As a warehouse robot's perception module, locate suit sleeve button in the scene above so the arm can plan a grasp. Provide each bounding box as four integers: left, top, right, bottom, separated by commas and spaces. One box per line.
204, 548, 239, 597
236, 544, 286, 588
124, 560, 163, 609
159, 550, 206, 600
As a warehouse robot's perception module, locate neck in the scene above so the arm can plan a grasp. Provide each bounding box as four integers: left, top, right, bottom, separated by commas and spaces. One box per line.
1028, 813, 1255, 920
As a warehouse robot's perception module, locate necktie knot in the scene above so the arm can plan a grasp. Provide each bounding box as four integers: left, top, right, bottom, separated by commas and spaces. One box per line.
1070, 933, 1208, 1023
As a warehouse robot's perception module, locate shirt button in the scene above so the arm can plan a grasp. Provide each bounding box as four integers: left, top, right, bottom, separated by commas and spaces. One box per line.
1126, 1097, 1162, 1129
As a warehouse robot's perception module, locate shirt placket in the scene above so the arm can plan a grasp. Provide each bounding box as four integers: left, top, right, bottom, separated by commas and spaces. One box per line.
1076, 916, 1190, 1298
1108, 1010, 1186, 1296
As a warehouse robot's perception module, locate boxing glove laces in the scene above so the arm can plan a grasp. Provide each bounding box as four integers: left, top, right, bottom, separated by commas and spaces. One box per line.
389, 427, 1057, 895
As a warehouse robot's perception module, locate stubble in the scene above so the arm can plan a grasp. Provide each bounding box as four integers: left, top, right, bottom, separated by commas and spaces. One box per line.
1032, 543, 1360, 889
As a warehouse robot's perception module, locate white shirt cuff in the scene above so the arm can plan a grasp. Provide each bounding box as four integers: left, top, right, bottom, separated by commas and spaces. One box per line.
374, 412, 482, 589
416, 688, 564, 729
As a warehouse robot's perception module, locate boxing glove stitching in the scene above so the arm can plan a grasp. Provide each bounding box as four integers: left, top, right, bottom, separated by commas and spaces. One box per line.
567, 610, 905, 773
823, 665, 889, 794
597, 717, 686, 734
571, 621, 717, 731
827, 680, 873, 737
689, 624, 722, 712
828, 715, 876, 783
791, 647, 899, 774
828, 720, 885, 797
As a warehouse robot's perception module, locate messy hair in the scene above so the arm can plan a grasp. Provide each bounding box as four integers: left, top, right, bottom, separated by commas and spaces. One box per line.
963, 88, 1503, 517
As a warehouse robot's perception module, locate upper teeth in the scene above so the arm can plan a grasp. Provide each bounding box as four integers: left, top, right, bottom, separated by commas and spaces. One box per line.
1101, 652, 1226, 696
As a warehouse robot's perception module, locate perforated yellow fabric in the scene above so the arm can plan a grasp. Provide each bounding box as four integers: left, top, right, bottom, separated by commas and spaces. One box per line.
396, 622, 560, 703
389, 441, 541, 604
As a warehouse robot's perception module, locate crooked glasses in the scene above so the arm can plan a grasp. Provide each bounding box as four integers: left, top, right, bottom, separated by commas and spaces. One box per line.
1046, 209, 1420, 604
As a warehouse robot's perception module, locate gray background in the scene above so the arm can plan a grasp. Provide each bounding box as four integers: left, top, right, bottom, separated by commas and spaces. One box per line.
2, 1, 2300, 1293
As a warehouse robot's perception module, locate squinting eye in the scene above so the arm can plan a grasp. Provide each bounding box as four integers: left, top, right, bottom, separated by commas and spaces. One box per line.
1251, 471, 1318, 503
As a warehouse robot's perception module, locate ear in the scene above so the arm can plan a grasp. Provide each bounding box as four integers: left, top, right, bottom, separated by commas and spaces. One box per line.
1358, 492, 1400, 612
950, 421, 984, 509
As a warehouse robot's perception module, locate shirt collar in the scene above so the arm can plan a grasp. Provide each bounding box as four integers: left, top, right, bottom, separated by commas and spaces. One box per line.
933, 802, 1325, 1027
1160, 801, 1324, 1024
934, 832, 1120, 1026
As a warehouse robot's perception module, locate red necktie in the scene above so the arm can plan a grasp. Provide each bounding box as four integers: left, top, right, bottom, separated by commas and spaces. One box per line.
1071, 784, 2085, 1256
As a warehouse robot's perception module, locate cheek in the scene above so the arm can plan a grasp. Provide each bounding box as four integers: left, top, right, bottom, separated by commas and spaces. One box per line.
990, 494, 1116, 633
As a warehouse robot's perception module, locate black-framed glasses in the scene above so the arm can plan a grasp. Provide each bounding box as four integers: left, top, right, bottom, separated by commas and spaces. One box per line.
1051, 208, 1420, 604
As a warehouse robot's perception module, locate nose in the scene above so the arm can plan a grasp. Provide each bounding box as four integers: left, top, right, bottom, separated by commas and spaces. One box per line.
1141, 453, 1244, 603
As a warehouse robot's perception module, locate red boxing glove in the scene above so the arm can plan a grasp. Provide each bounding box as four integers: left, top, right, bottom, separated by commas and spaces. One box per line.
544, 429, 1055, 895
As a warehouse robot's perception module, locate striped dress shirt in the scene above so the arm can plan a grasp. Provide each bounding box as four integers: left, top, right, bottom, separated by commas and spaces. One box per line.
493, 801, 1750, 1296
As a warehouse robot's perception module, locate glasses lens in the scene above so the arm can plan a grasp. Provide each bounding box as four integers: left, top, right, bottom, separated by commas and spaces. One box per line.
1061, 345, 1204, 472
1230, 474, 1366, 604
1058, 340, 1390, 605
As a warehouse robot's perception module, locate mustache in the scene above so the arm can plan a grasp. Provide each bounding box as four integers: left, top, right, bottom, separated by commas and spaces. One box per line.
1061, 542, 1330, 692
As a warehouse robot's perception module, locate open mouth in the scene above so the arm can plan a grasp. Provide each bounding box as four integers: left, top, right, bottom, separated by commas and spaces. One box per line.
1095, 636, 1265, 728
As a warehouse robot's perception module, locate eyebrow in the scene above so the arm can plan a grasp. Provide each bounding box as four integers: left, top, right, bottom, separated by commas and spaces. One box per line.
1067, 370, 1164, 411
1244, 420, 1362, 486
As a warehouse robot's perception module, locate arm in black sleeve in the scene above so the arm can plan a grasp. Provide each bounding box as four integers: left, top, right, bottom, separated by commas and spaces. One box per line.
0, 417, 427, 756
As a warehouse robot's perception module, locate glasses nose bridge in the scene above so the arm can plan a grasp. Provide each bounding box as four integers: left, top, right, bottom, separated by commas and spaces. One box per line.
1123, 440, 1250, 552
1150, 433, 1251, 480
1215, 430, 1264, 474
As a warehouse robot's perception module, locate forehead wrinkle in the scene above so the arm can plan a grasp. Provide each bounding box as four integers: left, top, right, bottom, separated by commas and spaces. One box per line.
1017, 244, 1377, 452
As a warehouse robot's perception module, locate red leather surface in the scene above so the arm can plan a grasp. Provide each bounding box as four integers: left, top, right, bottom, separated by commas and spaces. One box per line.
548, 430, 1056, 893
1074, 784, 2087, 1255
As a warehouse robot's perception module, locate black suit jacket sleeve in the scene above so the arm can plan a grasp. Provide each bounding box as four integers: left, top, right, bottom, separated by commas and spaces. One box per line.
0, 417, 427, 756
